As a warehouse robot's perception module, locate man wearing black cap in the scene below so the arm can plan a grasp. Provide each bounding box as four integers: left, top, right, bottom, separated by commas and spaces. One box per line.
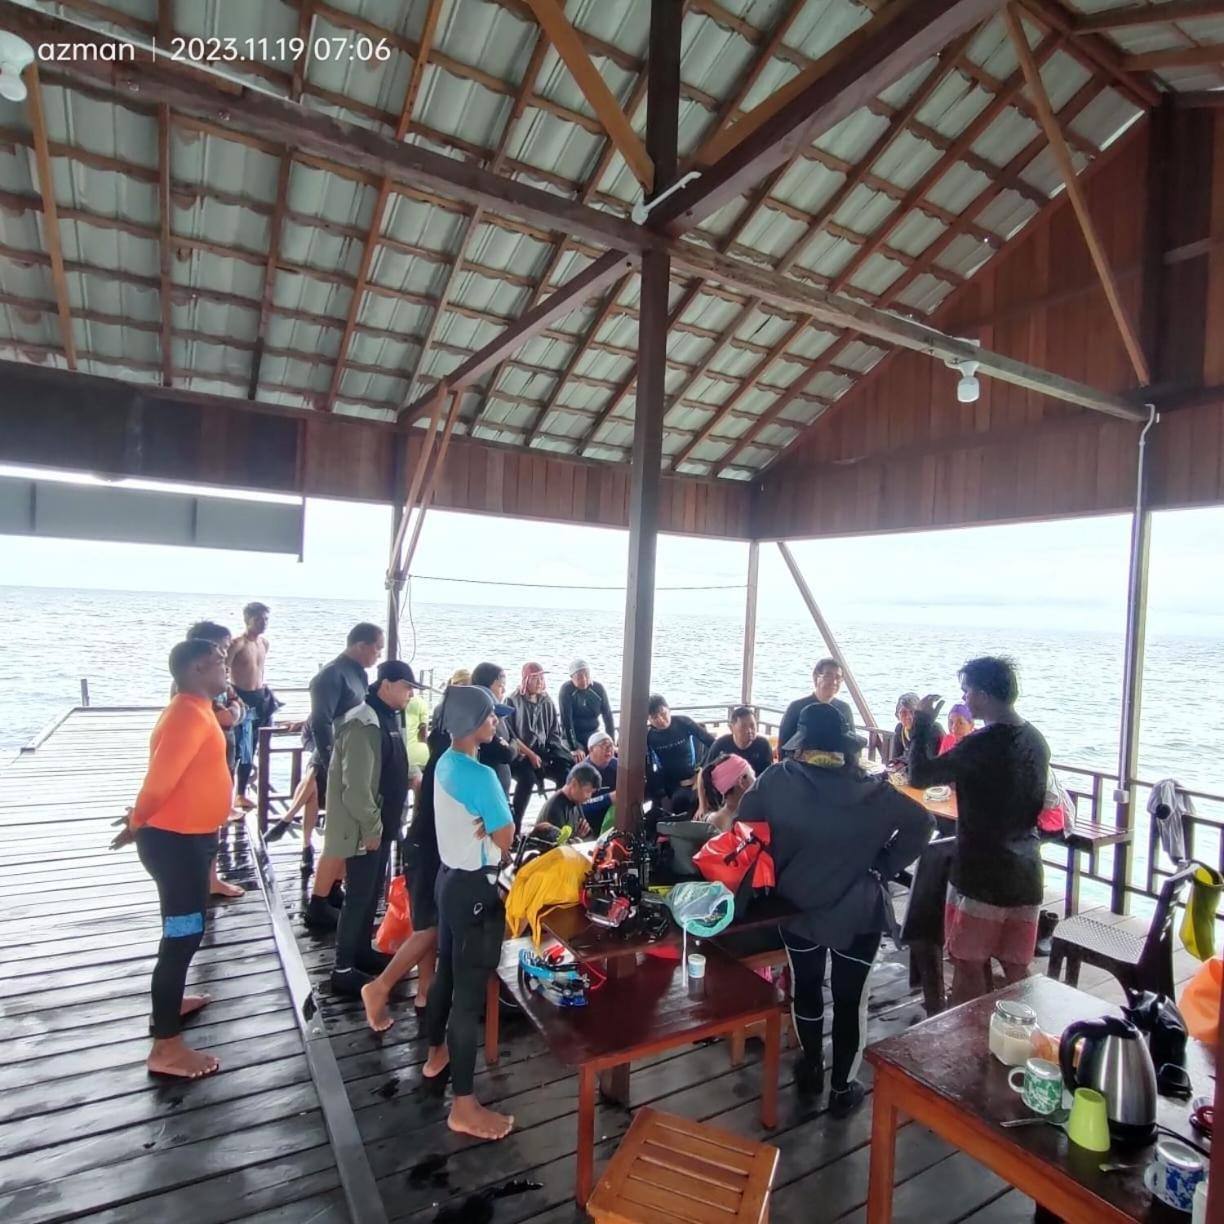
421, 685, 517, 1142
324, 659, 422, 997
739, 702, 932, 1117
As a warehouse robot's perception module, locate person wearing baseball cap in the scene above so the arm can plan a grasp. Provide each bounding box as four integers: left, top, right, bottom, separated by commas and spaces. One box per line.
325, 659, 422, 997
420, 686, 517, 1142
558, 658, 615, 763
739, 702, 932, 1119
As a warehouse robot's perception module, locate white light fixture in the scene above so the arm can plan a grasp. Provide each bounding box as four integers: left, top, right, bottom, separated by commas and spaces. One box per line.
0, 31, 36, 104
944, 339, 982, 404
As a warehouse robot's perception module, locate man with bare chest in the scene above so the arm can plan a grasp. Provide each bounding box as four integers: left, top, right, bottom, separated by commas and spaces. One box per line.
229, 602, 279, 807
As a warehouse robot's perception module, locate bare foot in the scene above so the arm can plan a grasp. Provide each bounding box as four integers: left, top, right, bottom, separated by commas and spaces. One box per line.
181, 994, 211, 1018
227, 807, 246, 823
448, 1096, 514, 1140
210, 878, 244, 898
422, 1045, 450, 1080
236, 796, 255, 811
147, 1037, 220, 1080
361, 981, 394, 1033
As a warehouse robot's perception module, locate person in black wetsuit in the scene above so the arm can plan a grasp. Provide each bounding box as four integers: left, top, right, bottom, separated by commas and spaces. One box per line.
708, 706, 774, 779
778, 658, 855, 757
471, 662, 521, 797
557, 659, 615, 761
646, 694, 714, 817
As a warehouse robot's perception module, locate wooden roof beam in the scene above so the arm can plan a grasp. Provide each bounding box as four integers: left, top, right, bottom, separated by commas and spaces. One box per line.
23, 63, 76, 370
1076, 0, 1224, 32
1122, 42, 1224, 70
523, 0, 654, 191
1006, 6, 1150, 384
651, 0, 1004, 231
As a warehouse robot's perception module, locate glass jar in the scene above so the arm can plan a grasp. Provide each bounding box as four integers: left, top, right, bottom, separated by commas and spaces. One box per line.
988, 1000, 1038, 1066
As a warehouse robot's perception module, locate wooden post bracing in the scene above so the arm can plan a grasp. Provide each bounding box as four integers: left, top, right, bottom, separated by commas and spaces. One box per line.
777, 542, 879, 734
741, 541, 759, 706
1005, 5, 1151, 386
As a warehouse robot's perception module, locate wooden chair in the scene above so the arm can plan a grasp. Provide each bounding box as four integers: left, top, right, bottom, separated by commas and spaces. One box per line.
587, 1107, 779, 1224
899, 836, 955, 1015
1048, 862, 1198, 998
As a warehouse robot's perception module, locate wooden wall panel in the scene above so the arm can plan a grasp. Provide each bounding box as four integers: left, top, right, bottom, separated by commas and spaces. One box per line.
0, 362, 751, 540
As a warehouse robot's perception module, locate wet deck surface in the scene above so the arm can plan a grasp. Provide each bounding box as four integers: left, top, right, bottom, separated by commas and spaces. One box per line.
2, 708, 1206, 1223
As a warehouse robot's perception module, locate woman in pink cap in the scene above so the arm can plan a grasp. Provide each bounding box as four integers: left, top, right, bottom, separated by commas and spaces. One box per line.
698, 753, 757, 831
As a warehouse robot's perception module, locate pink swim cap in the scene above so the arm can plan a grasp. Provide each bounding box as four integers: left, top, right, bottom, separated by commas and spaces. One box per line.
711, 754, 752, 796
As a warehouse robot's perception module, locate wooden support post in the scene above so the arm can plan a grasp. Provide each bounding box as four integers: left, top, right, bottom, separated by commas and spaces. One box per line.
1005, 5, 1150, 385
386, 442, 408, 660
741, 541, 759, 705
1140, 99, 1172, 380
777, 541, 879, 733
1112, 408, 1157, 915
613, 0, 681, 836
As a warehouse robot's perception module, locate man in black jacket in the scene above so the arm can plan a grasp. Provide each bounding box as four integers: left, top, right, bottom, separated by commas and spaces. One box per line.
739, 703, 932, 1117
708, 706, 774, 779
301, 622, 384, 930
646, 694, 715, 816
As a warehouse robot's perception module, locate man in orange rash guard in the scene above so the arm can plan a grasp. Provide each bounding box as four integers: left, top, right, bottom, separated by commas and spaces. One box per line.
112, 639, 232, 1079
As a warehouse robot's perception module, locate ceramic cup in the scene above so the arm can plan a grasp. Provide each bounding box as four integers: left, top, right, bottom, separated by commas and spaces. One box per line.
1007, 1057, 1063, 1116
1066, 1088, 1111, 1153
1144, 1138, 1206, 1213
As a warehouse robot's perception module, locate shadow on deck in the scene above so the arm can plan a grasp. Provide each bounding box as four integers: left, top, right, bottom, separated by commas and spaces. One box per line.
1, 709, 1207, 1223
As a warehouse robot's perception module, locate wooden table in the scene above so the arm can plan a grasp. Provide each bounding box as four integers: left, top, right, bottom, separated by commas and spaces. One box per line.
499, 943, 785, 1206
865, 976, 1215, 1223
898, 783, 958, 826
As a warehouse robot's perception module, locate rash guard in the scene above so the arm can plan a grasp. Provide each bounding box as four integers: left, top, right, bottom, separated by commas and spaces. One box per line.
647, 715, 715, 791
130, 694, 232, 835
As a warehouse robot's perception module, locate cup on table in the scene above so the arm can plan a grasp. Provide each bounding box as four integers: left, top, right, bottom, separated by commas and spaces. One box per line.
1066, 1088, 1110, 1153
1144, 1138, 1206, 1213
1007, 1057, 1063, 1116
686, 952, 706, 980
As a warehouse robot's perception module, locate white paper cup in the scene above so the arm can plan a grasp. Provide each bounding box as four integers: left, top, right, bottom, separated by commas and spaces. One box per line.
687, 952, 707, 979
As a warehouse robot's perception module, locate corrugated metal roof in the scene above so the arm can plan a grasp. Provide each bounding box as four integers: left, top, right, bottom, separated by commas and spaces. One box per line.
0, 0, 1160, 484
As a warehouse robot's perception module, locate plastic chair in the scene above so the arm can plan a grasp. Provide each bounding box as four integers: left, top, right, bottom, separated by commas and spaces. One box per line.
899, 836, 955, 1015
1047, 862, 1198, 997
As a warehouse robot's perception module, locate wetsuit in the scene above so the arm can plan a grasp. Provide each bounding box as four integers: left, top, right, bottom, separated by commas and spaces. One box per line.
557, 680, 615, 753
647, 715, 715, 816
308, 653, 369, 805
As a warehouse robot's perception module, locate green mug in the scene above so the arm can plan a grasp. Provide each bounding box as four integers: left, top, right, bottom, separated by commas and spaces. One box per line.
1007, 1057, 1063, 1115
1066, 1088, 1110, 1152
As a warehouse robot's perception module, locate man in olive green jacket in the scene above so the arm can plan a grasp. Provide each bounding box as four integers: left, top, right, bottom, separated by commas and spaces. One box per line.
324, 661, 418, 995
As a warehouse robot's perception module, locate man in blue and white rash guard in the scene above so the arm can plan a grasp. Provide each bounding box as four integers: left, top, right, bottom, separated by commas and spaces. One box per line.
420, 684, 517, 1141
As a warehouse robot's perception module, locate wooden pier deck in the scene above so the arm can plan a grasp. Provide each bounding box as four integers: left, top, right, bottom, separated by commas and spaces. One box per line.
1, 708, 1205, 1224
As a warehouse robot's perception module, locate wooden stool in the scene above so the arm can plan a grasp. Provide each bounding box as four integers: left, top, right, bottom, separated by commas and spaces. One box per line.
587, 1107, 779, 1224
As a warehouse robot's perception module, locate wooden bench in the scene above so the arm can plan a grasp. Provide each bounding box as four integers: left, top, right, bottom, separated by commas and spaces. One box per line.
587, 1107, 779, 1224
1046, 821, 1132, 916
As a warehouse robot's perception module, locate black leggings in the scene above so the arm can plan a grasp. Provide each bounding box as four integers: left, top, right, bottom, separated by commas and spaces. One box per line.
510, 755, 570, 829
423, 867, 504, 1097
137, 826, 216, 1039
781, 928, 882, 1091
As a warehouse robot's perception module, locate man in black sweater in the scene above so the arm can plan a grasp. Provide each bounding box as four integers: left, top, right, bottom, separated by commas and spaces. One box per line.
646, 694, 714, 817
740, 703, 932, 1116
557, 659, 615, 760
778, 657, 855, 757
708, 706, 774, 779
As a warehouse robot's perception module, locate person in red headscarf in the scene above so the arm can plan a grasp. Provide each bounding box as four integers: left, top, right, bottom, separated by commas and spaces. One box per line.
506, 662, 574, 830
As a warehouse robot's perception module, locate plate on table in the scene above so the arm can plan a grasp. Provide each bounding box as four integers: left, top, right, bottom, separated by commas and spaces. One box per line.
924, 785, 952, 802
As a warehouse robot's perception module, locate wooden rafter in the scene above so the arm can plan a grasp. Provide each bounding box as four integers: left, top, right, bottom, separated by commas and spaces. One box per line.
322, 0, 443, 413
1122, 42, 1224, 70
1076, 0, 1224, 32
523, 0, 654, 191
1006, 6, 1150, 384
399, 29, 551, 414
724, 73, 1113, 474
23, 63, 76, 370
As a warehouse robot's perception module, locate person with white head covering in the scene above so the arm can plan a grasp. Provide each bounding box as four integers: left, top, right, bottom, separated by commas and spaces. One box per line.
557, 657, 615, 761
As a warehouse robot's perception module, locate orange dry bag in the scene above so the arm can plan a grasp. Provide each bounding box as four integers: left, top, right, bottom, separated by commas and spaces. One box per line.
375, 874, 414, 954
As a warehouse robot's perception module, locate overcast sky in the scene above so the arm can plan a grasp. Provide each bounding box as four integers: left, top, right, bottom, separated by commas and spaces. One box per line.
1, 464, 1221, 637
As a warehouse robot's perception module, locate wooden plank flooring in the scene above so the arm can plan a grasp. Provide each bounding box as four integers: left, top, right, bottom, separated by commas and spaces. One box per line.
5, 708, 1204, 1224
0, 709, 345, 1223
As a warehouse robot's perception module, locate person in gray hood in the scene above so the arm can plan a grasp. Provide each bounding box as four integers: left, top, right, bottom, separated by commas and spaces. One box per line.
738, 702, 932, 1117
